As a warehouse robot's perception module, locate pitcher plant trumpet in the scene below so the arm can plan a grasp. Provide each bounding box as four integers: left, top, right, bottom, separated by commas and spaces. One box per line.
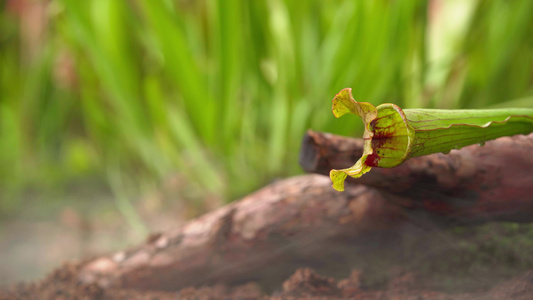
330, 88, 533, 191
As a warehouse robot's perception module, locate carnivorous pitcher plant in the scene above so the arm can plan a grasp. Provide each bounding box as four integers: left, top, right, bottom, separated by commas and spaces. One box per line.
330, 88, 533, 191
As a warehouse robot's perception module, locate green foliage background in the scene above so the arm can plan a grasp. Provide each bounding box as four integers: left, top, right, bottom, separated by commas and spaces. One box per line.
1, 0, 532, 227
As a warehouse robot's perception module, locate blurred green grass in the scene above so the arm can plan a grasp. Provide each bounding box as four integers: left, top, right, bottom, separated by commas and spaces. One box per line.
1, 0, 532, 228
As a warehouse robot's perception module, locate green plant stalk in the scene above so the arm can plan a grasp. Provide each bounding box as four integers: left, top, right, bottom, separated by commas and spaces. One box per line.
330, 88, 533, 191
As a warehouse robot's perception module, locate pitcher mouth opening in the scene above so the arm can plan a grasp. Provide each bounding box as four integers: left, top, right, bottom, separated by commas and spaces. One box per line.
329, 88, 414, 191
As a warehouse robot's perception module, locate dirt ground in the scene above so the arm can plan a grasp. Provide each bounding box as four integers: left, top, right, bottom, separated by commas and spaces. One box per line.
3, 200, 533, 299
3, 179, 533, 299
2, 260, 533, 300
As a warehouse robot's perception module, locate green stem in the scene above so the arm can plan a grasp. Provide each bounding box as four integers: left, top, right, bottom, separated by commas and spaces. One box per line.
406, 109, 533, 157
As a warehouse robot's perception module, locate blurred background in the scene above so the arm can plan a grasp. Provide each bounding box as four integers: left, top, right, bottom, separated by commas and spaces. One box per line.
1, 0, 533, 286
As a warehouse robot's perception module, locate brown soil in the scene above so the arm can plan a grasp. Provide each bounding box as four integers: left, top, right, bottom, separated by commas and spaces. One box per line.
2, 261, 533, 300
